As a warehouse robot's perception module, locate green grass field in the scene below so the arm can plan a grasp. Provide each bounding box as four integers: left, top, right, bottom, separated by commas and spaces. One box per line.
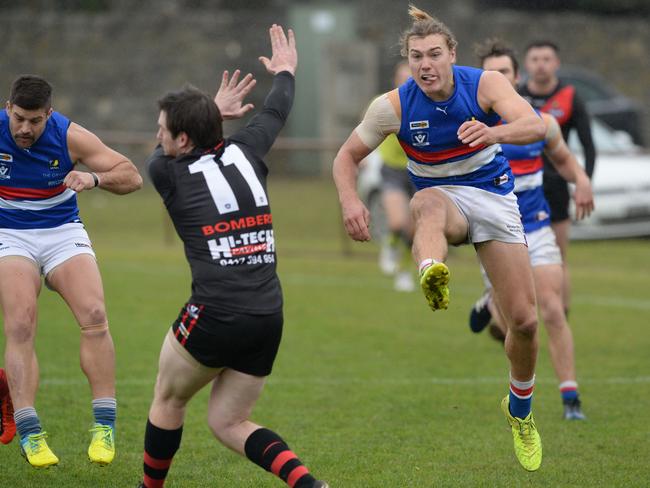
1, 178, 649, 487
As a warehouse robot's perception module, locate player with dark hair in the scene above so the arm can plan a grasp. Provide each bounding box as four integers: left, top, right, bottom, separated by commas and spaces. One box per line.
333, 5, 546, 472
0, 74, 142, 467
520, 40, 596, 315
472, 38, 593, 420
138, 25, 327, 488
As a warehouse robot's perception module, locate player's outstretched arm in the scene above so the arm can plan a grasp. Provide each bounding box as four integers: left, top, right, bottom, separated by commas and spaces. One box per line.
66, 123, 143, 194
542, 113, 594, 220
228, 24, 297, 159
214, 69, 256, 120
259, 24, 297, 76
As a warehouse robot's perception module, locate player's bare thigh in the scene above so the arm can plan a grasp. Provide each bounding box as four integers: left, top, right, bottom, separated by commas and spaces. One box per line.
382, 188, 411, 230
155, 329, 222, 405
410, 187, 469, 244
532, 264, 565, 322
551, 219, 570, 260
0, 256, 41, 326
46, 254, 107, 326
477, 240, 536, 330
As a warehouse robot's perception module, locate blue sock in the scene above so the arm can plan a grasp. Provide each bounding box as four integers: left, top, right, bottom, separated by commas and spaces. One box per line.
92, 397, 116, 428
509, 375, 535, 419
14, 407, 42, 442
560, 381, 579, 402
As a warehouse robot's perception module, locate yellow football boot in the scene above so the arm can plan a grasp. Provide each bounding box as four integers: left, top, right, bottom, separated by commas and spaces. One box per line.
419, 261, 450, 311
20, 432, 59, 468
88, 423, 115, 465
501, 396, 542, 471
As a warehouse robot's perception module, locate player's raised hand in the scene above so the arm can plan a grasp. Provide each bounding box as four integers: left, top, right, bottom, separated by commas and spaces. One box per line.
259, 24, 297, 76
214, 69, 257, 120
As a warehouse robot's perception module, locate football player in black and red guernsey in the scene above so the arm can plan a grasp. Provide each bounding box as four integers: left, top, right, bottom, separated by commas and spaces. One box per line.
519, 40, 596, 316
139, 25, 328, 488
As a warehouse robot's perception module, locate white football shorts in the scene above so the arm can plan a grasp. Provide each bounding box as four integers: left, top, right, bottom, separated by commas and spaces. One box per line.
0, 222, 96, 276
434, 185, 526, 245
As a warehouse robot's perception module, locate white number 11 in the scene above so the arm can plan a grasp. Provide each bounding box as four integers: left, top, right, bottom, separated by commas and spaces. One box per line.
188, 145, 268, 214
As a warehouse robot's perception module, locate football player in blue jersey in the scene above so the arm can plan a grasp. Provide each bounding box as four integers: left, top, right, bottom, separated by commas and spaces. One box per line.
333, 5, 546, 471
0, 75, 142, 467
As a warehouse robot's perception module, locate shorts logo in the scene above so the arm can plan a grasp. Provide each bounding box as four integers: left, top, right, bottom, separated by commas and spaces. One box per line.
411, 131, 429, 147
0, 153, 13, 162
0, 162, 11, 180
49, 159, 60, 170
493, 173, 509, 186
74, 242, 91, 248
409, 120, 429, 130
186, 304, 200, 319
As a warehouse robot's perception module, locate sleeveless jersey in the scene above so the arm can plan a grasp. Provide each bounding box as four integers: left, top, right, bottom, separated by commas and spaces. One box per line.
500, 124, 551, 233
147, 71, 295, 315
397, 65, 513, 195
0, 110, 80, 229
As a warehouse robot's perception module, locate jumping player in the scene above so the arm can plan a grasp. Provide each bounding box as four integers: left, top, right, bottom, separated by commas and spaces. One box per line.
333, 6, 545, 471
0, 75, 142, 467
471, 39, 594, 420
139, 25, 328, 488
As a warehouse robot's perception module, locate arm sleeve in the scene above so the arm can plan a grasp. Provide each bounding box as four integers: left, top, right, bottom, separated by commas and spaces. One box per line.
146, 145, 175, 199
572, 93, 596, 178
228, 71, 295, 160
353, 94, 401, 150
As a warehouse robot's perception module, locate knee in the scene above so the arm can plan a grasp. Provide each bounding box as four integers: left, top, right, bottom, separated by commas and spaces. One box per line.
79, 303, 108, 327
509, 312, 538, 338
207, 411, 244, 442
207, 413, 229, 441
152, 383, 187, 415
4, 306, 38, 344
410, 190, 444, 221
538, 299, 566, 331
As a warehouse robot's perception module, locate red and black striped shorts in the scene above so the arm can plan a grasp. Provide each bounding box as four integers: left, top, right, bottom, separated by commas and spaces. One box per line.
171, 302, 283, 377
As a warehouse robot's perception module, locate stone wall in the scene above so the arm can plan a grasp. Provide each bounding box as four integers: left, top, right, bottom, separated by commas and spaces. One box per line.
2, 0, 648, 167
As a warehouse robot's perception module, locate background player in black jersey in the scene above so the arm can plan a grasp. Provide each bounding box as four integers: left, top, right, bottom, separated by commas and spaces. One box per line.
519, 41, 596, 315
138, 25, 328, 488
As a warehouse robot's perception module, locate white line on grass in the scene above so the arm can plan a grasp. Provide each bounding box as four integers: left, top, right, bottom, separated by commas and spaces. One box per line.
41, 375, 650, 387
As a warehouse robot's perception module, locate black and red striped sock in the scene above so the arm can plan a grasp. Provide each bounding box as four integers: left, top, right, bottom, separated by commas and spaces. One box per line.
245, 428, 316, 488
142, 419, 183, 488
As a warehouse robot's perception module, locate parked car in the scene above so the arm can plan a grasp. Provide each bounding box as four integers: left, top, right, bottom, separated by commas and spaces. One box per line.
559, 66, 645, 147
358, 119, 650, 242
568, 118, 650, 240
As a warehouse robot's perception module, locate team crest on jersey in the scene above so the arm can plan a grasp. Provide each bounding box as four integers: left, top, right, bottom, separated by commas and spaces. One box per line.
0, 153, 13, 162
409, 120, 429, 130
411, 131, 430, 147
49, 159, 60, 170
0, 162, 11, 180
